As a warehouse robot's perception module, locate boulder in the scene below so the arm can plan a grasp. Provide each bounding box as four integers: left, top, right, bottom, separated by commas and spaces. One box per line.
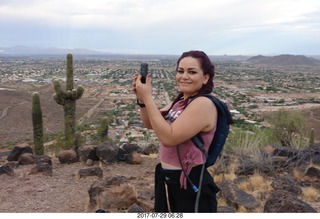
78, 145, 99, 163
58, 149, 79, 164
0, 164, 14, 176
303, 167, 320, 182
35, 154, 52, 166
76, 167, 103, 179
124, 152, 142, 164
270, 175, 302, 196
264, 190, 316, 212
96, 139, 119, 164
18, 153, 35, 165
7, 145, 33, 161
87, 176, 138, 212
28, 162, 53, 176
121, 143, 144, 154
143, 143, 158, 155
127, 203, 145, 213
219, 180, 259, 211
217, 206, 236, 213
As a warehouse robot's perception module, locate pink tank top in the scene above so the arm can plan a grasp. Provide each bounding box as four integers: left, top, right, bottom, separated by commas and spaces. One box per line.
159, 98, 216, 189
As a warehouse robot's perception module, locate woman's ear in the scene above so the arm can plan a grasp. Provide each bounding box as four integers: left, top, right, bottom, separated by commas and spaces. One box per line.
203, 74, 210, 84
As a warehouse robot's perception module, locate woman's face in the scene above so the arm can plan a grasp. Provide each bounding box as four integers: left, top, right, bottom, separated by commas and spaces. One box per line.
176, 56, 209, 98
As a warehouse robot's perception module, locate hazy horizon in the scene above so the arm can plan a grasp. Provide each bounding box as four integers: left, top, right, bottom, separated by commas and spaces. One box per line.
1, 45, 320, 58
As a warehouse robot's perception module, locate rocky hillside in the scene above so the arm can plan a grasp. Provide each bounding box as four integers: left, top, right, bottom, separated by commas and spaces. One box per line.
0, 142, 320, 213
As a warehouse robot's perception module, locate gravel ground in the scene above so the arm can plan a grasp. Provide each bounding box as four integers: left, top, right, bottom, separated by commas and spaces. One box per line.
0, 155, 158, 213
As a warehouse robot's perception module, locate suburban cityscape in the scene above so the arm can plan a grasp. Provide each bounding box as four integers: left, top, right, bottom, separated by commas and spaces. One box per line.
0, 53, 320, 148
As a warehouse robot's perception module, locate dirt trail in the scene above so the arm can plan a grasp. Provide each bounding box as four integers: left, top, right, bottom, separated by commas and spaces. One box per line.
0, 106, 11, 120
78, 99, 105, 125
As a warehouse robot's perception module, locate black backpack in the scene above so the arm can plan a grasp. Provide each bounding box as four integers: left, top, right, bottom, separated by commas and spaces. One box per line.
189, 94, 233, 167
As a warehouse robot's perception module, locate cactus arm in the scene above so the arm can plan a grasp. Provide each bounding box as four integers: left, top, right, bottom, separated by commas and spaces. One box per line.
53, 78, 67, 99
71, 89, 76, 100
66, 53, 74, 91
53, 93, 65, 105
66, 90, 72, 99
76, 85, 84, 100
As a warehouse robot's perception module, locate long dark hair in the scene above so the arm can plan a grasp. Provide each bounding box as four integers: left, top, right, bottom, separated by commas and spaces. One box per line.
173, 50, 215, 103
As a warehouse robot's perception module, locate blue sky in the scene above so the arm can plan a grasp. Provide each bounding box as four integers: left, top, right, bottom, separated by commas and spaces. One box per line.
0, 0, 319, 55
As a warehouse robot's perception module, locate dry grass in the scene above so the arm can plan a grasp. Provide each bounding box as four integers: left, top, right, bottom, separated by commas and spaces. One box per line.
212, 154, 320, 213
238, 172, 273, 201
302, 186, 320, 202
249, 172, 272, 190
292, 168, 303, 180
214, 172, 237, 183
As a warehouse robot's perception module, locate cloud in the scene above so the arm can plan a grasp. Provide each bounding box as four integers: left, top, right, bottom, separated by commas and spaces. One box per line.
0, 0, 319, 54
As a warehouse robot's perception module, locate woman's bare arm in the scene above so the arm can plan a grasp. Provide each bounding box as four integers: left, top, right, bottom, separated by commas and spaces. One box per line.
144, 95, 217, 147
139, 103, 172, 129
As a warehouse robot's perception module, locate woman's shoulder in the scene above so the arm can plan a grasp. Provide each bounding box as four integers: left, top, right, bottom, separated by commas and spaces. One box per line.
189, 95, 217, 108
188, 96, 218, 120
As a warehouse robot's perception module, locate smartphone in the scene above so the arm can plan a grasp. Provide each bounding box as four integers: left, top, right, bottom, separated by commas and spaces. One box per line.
140, 63, 148, 84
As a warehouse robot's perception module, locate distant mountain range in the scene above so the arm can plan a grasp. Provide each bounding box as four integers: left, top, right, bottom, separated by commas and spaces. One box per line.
0, 45, 105, 55
1, 46, 320, 65
247, 54, 320, 66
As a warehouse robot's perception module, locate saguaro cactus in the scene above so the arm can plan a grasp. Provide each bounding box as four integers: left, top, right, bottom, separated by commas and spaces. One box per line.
52, 54, 84, 149
309, 128, 314, 147
32, 92, 44, 155
97, 116, 109, 142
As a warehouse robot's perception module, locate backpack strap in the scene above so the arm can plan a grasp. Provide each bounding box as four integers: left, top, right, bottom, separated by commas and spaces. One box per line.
191, 133, 207, 157
190, 94, 233, 167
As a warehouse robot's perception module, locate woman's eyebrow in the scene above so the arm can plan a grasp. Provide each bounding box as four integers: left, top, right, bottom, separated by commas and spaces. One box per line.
178, 67, 199, 70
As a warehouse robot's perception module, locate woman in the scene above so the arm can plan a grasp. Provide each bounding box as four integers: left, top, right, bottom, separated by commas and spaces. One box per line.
133, 50, 220, 212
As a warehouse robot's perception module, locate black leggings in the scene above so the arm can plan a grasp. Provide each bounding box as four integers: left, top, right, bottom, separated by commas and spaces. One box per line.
154, 163, 220, 213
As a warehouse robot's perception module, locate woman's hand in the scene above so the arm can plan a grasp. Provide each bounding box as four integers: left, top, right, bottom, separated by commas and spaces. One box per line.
134, 72, 152, 103
132, 73, 139, 95
133, 72, 154, 129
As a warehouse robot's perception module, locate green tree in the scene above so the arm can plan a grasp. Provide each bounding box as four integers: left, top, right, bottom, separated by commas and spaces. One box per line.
268, 108, 305, 147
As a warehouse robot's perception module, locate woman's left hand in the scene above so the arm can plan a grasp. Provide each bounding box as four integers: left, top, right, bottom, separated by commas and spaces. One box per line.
134, 73, 152, 103
132, 73, 139, 95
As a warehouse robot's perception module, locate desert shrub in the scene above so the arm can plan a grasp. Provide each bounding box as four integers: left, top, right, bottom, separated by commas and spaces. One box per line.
224, 126, 271, 153
97, 116, 109, 143
6, 141, 16, 150
47, 131, 83, 156
267, 108, 306, 148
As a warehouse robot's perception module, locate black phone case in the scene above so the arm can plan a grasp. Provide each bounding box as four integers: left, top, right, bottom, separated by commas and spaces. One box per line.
140, 63, 148, 83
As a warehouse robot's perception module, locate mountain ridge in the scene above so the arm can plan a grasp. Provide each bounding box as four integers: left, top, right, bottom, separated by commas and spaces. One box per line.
0, 45, 319, 56
247, 54, 320, 66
